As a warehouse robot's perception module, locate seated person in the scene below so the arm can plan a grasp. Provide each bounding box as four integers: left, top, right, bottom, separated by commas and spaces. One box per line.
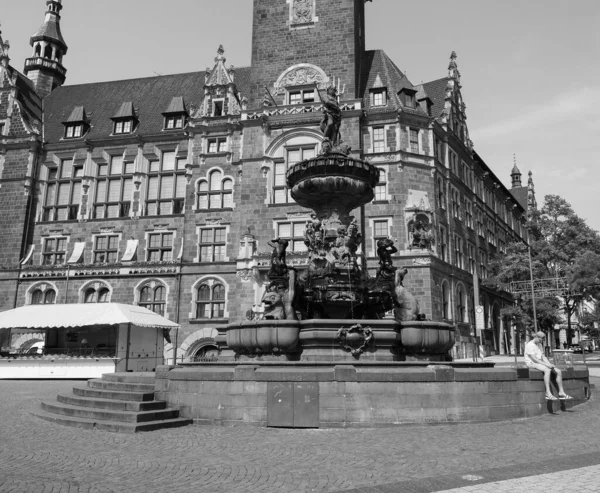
524, 331, 572, 401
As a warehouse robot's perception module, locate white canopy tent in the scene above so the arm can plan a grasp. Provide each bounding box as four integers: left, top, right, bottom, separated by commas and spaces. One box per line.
0, 303, 180, 330
0, 304, 179, 378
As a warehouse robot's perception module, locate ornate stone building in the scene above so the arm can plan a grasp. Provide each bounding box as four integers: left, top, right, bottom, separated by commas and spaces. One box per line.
0, 0, 534, 359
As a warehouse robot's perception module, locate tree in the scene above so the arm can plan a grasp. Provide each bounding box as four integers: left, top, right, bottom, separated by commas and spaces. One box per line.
486, 195, 600, 345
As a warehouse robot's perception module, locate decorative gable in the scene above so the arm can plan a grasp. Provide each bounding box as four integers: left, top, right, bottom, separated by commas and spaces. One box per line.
442, 51, 472, 150
196, 46, 241, 118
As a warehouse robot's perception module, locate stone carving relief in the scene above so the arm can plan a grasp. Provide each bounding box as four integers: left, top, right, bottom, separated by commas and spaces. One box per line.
273, 63, 329, 95
288, 0, 318, 29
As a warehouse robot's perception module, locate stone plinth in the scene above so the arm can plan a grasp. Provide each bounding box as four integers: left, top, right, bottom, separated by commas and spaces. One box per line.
155, 363, 591, 428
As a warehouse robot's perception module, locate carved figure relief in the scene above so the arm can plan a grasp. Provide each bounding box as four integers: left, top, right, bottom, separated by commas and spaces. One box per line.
292, 0, 313, 25
273, 64, 329, 95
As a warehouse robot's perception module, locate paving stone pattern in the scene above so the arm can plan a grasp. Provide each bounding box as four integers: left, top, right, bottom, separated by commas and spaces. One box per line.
1, 379, 599, 493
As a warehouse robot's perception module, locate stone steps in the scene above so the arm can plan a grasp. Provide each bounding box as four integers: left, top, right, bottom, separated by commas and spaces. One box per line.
57, 393, 166, 412
72, 385, 155, 402
31, 409, 191, 434
36, 372, 191, 433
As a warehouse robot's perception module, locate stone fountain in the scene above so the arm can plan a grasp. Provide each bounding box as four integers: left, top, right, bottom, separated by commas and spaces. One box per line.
223, 85, 455, 362
155, 85, 590, 428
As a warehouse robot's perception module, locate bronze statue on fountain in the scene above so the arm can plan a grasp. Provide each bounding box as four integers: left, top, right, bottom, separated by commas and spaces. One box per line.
223, 80, 455, 361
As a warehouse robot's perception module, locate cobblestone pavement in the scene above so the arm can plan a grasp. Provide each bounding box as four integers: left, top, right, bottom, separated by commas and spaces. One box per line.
0, 379, 599, 493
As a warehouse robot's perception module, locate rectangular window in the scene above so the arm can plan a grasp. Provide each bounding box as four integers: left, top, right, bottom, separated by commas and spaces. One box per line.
373, 127, 385, 153
273, 146, 315, 204
465, 200, 473, 229
145, 151, 186, 216
374, 168, 387, 201
207, 137, 227, 153
64, 124, 84, 139
94, 235, 119, 263
409, 129, 419, 153
287, 88, 315, 105
467, 243, 476, 274
94, 156, 133, 219
373, 220, 389, 244
212, 100, 224, 117
439, 227, 447, 262
276, 221, 308, 253
42, 237, 67, 265
479, 250, 488, 279
114, 119, 133, 134
199, 227, 227, 262
165, 115, 185, 129
42, 159, 81, 222
454, 235, 464, 269
147, 232, 174, 261
371, 89, 387, 106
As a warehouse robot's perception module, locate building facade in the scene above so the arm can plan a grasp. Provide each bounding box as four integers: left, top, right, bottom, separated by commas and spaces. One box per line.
0, 0, 534, 360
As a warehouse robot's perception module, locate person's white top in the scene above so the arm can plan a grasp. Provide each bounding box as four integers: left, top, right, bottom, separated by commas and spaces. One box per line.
524, 339, 544, 367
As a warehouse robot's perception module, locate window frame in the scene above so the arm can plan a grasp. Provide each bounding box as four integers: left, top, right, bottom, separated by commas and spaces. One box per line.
274, 220, 309, 253
145, 151, 186, 217
94, 155, 134, 219
146, 232, 175, 262
370, 88, 387, 106
198, 226, 228, 262
164, 114, 185, 130
93, 234, 120, 264
64, 123, 84, 139
286, 86, 317, 105
409, 128, 419, 154
196, 281, 226, 319
138, 284, 166, 316
272, 145, 316, 204
374, 168, 388, 202
42, 237, 68, 266
196, 169, 234, 211
42, 158, 82, 222
207, 137, 228, 154
372, 126, 386, 153
113, 118, 134, 135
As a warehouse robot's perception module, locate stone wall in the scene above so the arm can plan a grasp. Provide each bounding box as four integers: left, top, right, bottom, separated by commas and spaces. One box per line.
155, 363, 590, 427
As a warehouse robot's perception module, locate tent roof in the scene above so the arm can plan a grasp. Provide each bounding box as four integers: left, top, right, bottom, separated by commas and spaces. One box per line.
0, 304, 180, 330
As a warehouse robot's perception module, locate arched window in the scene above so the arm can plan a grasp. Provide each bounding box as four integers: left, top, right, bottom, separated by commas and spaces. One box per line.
34, 44, 41, 57
84, 287, 110, 303
31, 289, 56, 305
441, 282, 450, 320
197, 170, 233, 210
196, 282, 225, 319
139, 284, 166, 316
374, 168, 387, 201
44, 44, 52, 59
456, 285, 466, 323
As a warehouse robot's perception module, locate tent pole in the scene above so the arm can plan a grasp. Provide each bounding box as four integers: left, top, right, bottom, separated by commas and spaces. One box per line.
125, 323, 131, 372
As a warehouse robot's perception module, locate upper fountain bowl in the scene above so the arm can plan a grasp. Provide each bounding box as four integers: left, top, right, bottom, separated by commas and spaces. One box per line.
286, 154, 380, 212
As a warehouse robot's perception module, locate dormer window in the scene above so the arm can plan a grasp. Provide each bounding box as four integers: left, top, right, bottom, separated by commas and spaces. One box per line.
162, 96, 188, 130
287, 87, 316, 105
62, 106, 89, 140
111, 102, 137, 135
65, 124, 84, 139
370, 88, 387, 106
114, 119, 133, 134
399, 89, 417, 109
212, 100, 224, 117
165, 115, 185, 129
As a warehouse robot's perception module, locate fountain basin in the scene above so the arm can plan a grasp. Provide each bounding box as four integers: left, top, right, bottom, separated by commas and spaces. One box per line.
226, 320, 300, 355
397, 321, 456, 359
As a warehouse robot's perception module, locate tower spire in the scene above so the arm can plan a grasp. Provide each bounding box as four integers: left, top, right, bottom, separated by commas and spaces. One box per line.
510, 154, 522, 188
23, 0, 68, 97
0, 25, 10, 68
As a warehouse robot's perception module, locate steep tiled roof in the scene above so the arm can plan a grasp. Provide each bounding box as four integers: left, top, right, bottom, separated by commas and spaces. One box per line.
361, 50, 428, 116
510, 187, 528, 210
12, 67, 42, 128
43, 68, 251, 143
422, 77, 448, 119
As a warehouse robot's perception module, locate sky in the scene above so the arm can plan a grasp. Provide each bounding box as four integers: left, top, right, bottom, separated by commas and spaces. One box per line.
3, 0, 600, 230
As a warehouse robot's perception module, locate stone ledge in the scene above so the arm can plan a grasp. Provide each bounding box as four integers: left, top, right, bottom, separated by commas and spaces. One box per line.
454, 368, 517, 382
